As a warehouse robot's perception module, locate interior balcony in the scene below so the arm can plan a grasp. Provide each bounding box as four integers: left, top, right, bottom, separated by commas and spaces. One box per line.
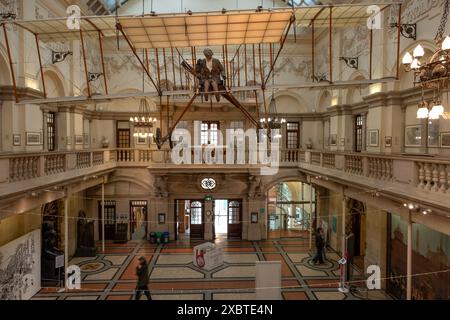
0, 148, 449, 214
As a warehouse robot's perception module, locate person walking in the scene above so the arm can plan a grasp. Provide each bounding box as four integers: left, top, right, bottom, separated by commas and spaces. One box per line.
134, 256, 151, 300
312, 228, 325, 265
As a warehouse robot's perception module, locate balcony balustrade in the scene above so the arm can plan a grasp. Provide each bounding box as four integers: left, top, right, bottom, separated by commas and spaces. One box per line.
0, 148, 449, 207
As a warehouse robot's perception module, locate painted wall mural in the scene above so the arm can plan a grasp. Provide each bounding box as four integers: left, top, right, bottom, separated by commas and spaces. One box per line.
0, 229, 41, 300
387, 214, 450, 300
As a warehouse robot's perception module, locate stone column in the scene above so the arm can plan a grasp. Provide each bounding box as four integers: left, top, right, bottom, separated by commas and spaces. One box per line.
64, 196, 69, 289
400, 105, 407, 154
204, 199, 213, 241
406, 210, 412, 300
341, 194, 347, 256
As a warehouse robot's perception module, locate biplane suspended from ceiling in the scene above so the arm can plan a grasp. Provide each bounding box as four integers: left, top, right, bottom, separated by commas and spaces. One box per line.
1, 3, 400, 147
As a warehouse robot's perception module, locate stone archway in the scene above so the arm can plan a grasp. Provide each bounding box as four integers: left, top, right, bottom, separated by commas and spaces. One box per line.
42, 69, 66, 98
265, 178, 316, 239
316, 90, 332, 113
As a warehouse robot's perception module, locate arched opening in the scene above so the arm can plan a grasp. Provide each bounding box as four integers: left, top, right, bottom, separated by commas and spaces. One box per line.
317, 90, 332, 113
346, 75, 367, 105
0, 50, 12, 86
43, 70, 66, 98
271, 93, 307, 114
267, 180, 316, 239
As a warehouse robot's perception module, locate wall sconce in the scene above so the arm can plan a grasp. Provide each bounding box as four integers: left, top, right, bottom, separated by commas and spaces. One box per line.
390, 23, 417, 40
313, 73, 328, 82
88, 72, 104, 82
52, 50, 73, 64
0, 12, 16, 20
339, 57, 358, 69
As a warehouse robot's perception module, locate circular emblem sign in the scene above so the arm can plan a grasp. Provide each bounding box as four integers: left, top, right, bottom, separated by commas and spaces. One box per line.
201, 178, 216, 190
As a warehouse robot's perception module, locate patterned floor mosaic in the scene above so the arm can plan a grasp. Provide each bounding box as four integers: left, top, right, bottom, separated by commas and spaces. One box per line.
32, 238, 390, 300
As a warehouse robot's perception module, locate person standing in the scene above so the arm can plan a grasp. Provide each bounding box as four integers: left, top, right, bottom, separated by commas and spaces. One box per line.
134, 256, 151, 300
312, 228, 325, 265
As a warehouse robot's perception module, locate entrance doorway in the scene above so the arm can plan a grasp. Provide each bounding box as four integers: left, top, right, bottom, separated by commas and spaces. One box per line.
98, 200, 116, 240
130, 200, 147, 240
174, 199, 204, 240
267, 181, 316, 239
174, 199, 242, 240
213, 199, 242, 239
214, 200, 228, 237
348, 199, 366, 270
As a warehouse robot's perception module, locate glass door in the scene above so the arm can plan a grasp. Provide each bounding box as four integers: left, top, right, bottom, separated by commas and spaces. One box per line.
214, 200, 228, 236
130, 200, 147, 240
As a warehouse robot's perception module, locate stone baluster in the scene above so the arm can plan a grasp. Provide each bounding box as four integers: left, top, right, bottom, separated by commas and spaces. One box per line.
18, 158, 25, 180
13, 158, 19, 181
424, 163, 432, 190
380, 159, 386, 180
9, 159, 15, 181
447, 165, 450, 193
33, 157, 39, 178
417, 162, 425, 188
376, 158, 382, 180
60, 155, 65, 172
432, 164, 439, 192
375, 158, 380, 179
26, 158, 31, 179
439, 164, 447, 193
387, 160, 393, 180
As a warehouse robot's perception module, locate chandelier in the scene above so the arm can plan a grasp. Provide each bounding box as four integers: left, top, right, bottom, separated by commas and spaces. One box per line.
402, 1, 449, 120
130, 98, 157, 138
259, 96, 286, 139
402, 40, 448, 120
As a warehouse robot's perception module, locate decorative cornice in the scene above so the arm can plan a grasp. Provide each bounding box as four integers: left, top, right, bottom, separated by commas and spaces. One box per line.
0, 86, 44, 101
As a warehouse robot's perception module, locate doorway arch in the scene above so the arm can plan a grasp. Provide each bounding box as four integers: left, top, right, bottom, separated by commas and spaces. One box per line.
266, 180, 316, 239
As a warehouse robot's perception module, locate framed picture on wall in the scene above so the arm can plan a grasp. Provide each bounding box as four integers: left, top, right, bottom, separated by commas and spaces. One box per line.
330, 134, 337, 146
385, 136, 392, 147
136, 135, 147, 145
26, 132, 41, 146
251, 212, 258, 224
440, 132, 450, 148
368, 130, 379, 147
13, 134, 21, 146
158, 213, 166, 224
405, 125, 422, 147
75, 135, 84, 145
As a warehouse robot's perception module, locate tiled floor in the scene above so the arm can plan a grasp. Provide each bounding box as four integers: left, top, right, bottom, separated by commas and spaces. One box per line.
33, 238, 390, 300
